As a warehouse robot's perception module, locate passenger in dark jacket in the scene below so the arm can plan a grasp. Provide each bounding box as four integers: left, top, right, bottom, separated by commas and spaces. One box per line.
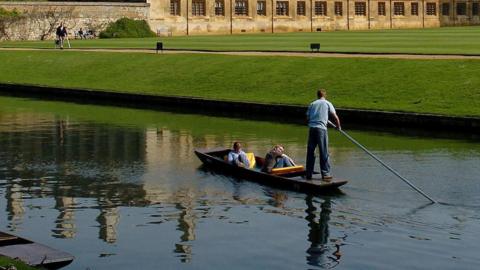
56, 23, 68, 49
261, 145, 295, 173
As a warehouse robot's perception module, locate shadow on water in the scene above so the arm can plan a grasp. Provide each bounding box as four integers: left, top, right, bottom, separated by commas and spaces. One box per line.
305, 195, 344, 269
1, 92, 478, 142
196, 165, 346, 197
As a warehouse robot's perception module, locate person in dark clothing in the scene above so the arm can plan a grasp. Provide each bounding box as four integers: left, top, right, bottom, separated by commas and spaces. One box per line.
78, 28, 85, 39
56, 23, 68, 49
261, 145, 296, 173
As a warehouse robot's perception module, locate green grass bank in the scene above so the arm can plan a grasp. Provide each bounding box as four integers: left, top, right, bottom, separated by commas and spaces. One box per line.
0, 256, 37, 270
2, 26, 480, 55
1, 50, 480, 117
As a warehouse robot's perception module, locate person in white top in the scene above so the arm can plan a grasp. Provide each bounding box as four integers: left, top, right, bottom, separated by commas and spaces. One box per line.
227, 142, 250, 168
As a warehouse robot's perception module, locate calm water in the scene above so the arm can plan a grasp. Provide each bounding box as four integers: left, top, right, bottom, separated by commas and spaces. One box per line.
0, 96, 479, 270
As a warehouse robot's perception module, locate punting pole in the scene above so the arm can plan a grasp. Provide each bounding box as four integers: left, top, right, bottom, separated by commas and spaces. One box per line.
328, 120, 436, 204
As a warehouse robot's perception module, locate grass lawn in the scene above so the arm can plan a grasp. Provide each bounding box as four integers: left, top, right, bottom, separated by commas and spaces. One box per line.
1, 26, 480, 55
1, 50, 479, 117
0, 256, 37, 270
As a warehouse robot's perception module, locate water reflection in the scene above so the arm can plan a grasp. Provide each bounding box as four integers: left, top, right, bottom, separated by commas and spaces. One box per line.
52, 196, 76, 239
0, 112, 148, 243
1, 96, 480, 270
5, 183, 24, 231
173, 189, 197, 263
305, 196, 343, 269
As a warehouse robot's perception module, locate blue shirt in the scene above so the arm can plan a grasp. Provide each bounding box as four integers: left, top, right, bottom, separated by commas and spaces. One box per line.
307, 98, 336, 129
227, 150, 250, 167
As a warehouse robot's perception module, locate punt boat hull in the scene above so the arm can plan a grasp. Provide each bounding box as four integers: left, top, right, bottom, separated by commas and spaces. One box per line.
0, 231, 74, 269
195, 148, 348, 194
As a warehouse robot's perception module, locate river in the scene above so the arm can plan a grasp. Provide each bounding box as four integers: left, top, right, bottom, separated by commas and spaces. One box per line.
0, 96, 479, 269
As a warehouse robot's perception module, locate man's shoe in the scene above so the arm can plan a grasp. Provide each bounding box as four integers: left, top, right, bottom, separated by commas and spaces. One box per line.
322, 175, 333, 181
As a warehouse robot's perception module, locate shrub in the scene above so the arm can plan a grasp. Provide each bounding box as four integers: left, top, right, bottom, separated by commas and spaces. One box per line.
0, 8, 23, 40
0, 7, 21, 18
99, 17, 155, 39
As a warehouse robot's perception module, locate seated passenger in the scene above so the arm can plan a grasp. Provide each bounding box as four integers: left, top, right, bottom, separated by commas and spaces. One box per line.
227, 142, 250, 168
261, 145, 296, 173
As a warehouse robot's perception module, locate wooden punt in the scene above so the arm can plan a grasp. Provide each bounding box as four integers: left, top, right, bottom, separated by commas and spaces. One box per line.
194, 148, 348, 194
0, 231, 74, 269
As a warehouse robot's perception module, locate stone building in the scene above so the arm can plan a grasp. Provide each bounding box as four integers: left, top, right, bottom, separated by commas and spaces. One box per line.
0, 0, 479, 40
148, 0, 480, 35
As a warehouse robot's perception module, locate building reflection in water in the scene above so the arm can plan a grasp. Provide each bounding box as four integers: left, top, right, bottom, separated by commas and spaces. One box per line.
5, 183, 25, 231
305, 195, 342, 269
173, 190, 196, 263
96, 201, 120, 244
52, 196, 76, 239
0, 108, 344, 266
0, 111, 223, 262
0, 113, 147, 244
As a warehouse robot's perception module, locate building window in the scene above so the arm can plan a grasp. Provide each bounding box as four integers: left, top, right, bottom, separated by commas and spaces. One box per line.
394, 2, 405, 15
426, 3, 436, 15
442, 3, 450, 16
314, 1, 327, 15
276, 1, 289, 15
355, 2, 366, 16
215, 0, 225, 16
170, 0, 180, 16
378, 2, 386, 15
192, 0, 206, 16
297, 1, 306, 16
411, 2, 419, 15
473, 2, 479, 16
335, 2, 343, 16
257, 1, 266, 15
457, 2, 467, 15
235, 0, 248, 16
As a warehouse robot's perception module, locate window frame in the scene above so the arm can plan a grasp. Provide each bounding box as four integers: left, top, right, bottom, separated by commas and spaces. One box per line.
354, 2, 367, 16
411, 2, 419, 16
393, 2, 405, 16
297, 1, 307, 16
473, 2, 479, 16
456, 2, 467, 16
442, 3, 450, 16
170, 0, 181, 16
215, 0, 225, 16
276, 1, 290, 16
192, 0, 206, 16
378, 2, 386, 16
334, 1, 343, 16
257, 0, 266, 16
235, 0, 249, 16
426, 2, 436, 16
314, 1, 328, 16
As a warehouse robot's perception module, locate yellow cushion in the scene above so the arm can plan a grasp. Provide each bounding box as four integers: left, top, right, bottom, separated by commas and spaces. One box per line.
271, 165, 305, 175
245, 152, 256, 169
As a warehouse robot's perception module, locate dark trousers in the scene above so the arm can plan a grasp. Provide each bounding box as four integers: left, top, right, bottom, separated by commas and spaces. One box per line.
306, 127, 330, 178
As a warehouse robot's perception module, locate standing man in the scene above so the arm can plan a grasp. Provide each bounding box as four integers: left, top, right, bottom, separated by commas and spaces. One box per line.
306, 89, 341, 180
56, 23, 67, 49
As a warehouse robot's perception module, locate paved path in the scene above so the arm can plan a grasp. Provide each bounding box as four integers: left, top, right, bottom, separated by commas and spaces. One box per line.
2, 47, 480, 60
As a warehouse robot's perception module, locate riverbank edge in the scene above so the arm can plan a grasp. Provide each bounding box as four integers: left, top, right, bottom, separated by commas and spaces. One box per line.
0, 82, 479, 133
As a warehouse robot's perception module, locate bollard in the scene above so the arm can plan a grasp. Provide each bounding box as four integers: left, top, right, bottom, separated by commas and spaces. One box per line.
156, 42, 163, 53
310, 43, 320, 53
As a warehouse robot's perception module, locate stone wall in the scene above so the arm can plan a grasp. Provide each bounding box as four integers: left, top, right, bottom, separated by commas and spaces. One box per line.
0, 2, 149, 40
439, 0, 480, 26
1, 0, 479, 40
